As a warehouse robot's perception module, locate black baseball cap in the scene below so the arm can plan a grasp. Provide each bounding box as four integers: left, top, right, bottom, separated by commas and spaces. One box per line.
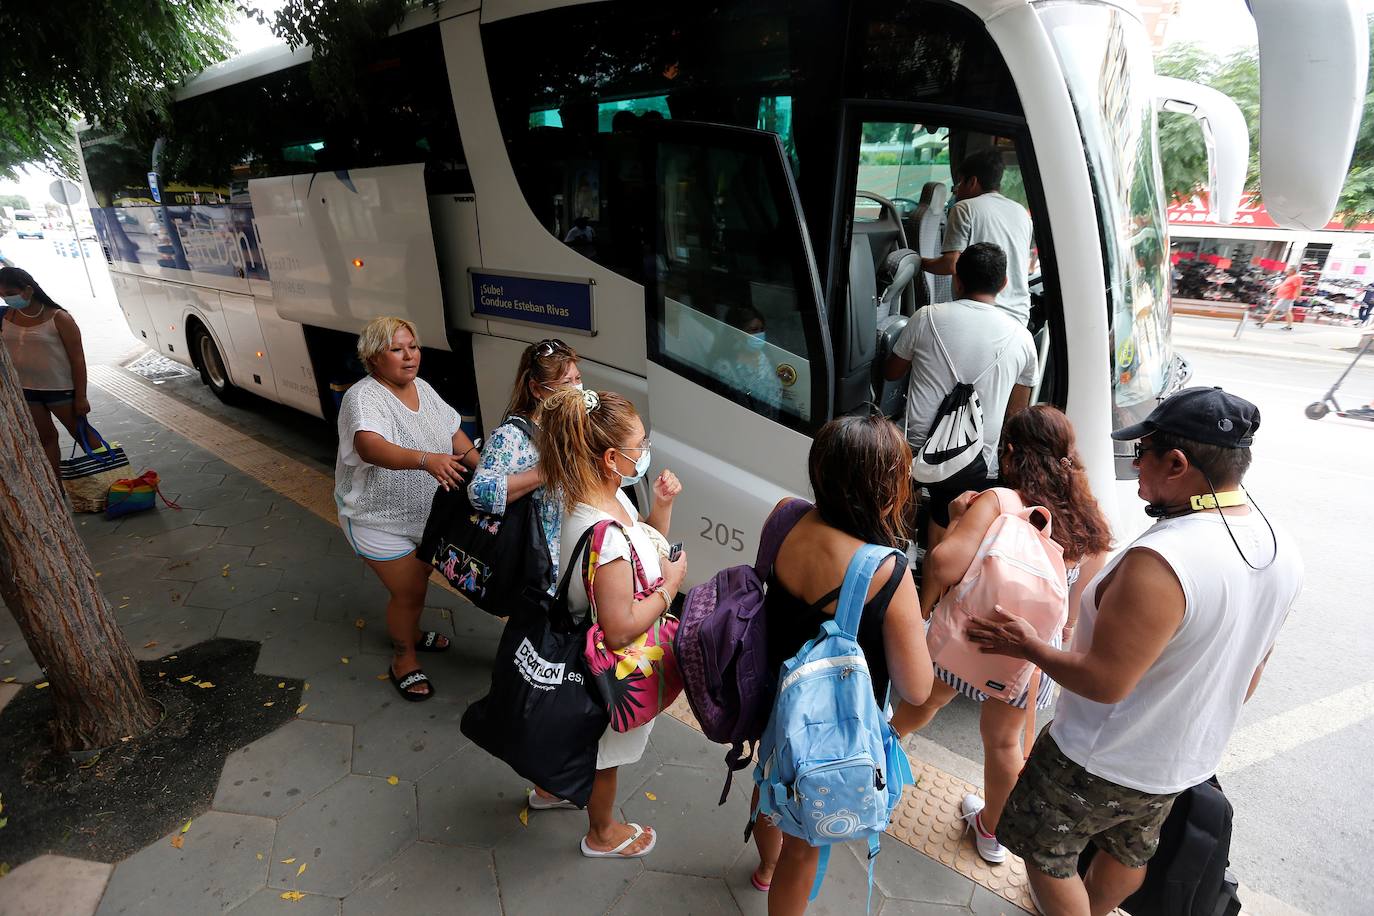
1111, 386, 1260, 449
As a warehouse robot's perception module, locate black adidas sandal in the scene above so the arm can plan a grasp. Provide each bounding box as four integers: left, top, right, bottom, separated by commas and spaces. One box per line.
414, 631, 451, 653
389, 667, 435, 702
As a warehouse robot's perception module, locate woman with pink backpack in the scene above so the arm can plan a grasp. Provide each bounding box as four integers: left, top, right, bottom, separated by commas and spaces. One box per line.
891, 405, 1113, 865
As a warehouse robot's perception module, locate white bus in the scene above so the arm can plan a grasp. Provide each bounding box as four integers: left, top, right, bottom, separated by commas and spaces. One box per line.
77, 0, 1364, 576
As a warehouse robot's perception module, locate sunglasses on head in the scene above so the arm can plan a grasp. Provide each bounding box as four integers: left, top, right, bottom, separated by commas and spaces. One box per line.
533, 339, 571, 358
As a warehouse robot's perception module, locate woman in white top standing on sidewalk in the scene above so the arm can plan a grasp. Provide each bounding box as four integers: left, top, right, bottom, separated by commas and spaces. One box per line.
335, 317, 479, 701
0, 266, 102, 478
537, 387, 686, 860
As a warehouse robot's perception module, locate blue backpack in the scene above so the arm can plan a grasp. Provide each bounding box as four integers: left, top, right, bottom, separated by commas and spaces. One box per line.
751, 544, 915, 909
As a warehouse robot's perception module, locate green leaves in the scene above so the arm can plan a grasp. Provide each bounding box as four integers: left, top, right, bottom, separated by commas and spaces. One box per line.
0, 0, 234, 179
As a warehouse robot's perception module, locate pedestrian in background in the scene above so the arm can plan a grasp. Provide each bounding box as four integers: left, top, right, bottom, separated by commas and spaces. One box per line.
0, 265, 103, 478
748, 414, 932, 912
891, 405, 1112, 865
975, 388, 1302, 915
334, 316, 480, 701
1257, 267, 1302, 329
1358, 285, 1374, 325
538, 387, 686, 859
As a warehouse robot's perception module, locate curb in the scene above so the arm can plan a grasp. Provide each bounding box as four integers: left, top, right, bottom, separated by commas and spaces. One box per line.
1173, 337, 1359, 368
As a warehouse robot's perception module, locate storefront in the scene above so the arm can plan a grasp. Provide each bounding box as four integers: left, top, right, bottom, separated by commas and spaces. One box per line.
1168, 194, 1374, 318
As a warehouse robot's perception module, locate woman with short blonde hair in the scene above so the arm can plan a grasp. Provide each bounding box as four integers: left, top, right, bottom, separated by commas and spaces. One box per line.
334, 316, 480, 701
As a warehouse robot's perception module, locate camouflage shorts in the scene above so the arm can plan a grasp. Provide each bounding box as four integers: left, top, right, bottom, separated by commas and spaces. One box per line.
996, 732, 1179, 879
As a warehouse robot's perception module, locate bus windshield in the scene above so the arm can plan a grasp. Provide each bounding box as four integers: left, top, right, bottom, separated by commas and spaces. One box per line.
1040, 4, 1172, 438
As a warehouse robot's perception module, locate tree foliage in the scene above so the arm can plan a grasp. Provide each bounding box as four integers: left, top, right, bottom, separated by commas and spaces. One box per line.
1155, 19, 1374, 224
0, 0, 235, 179
0, 195, 30, 211
241, 0, 440, 116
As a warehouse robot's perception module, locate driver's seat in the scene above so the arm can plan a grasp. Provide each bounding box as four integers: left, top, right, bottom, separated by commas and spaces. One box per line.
912, 182, 953, 306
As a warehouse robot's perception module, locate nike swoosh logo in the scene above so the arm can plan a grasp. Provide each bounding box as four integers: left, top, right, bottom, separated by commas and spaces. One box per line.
920, 443, 976, 465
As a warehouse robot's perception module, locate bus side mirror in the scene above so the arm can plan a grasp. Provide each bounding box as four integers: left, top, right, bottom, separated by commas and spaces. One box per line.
1250, 0, 1369, 230
1155, 77, 1249, 225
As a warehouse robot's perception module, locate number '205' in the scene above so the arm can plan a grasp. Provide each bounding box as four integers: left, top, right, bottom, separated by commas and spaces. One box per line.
699, 517, 744, 552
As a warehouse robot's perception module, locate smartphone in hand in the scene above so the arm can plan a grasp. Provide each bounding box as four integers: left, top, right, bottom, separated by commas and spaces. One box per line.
668, 542, 684, 562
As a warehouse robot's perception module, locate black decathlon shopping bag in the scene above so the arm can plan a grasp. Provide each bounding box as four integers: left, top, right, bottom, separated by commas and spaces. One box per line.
459, 527, 607, 807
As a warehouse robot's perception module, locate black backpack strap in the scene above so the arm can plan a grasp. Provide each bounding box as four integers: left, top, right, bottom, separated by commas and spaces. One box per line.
806, 554, 906, 614
505, 414, 537, 440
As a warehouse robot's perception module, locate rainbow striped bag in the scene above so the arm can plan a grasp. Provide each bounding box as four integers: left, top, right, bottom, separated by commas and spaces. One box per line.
106, 470, 179, 519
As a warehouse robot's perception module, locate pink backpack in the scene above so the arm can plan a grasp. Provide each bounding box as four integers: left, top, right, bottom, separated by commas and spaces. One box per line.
926, 488, 1067, 704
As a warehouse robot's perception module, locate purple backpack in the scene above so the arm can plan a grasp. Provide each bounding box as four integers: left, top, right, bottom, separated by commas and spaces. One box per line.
678, 498, 813, 804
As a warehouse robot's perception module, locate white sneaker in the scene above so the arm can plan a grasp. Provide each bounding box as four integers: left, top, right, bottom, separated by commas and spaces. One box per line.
960, 793, 1008, 864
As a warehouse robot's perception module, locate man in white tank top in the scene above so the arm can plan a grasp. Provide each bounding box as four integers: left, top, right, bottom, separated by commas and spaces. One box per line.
963, 388, 1303, 915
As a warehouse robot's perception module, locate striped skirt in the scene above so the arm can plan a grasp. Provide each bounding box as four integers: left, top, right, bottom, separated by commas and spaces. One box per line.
934, 631, 1062, 710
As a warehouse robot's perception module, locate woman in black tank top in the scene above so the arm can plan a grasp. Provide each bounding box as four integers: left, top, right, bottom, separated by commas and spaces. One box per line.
749, 415, 934, 915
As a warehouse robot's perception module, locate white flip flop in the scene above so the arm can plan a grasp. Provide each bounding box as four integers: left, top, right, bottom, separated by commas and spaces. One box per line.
579, 823, 657, 859
527, 788, 579, 811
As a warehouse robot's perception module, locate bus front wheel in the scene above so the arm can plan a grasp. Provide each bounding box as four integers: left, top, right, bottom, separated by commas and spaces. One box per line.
191, 324, 244, 405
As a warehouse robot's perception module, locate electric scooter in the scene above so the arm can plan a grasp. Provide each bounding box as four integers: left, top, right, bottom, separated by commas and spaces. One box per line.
1305, 332, 1374, 422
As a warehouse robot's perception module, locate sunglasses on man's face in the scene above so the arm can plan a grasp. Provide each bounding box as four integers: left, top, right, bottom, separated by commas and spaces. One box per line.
533, 338, 571, 358
1133, 442, 1169, 460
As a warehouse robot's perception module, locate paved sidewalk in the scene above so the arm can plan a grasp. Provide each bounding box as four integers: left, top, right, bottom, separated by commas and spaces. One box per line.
0, 381, 1031, 916
1173, 315, 1371, 368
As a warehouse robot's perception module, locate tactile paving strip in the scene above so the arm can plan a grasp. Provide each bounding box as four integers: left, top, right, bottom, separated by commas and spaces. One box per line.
95, 364, 1037, 914
665, 696, 1038, 912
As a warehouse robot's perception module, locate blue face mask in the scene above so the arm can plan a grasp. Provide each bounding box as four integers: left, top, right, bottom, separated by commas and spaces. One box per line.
745, 331, 767, 352
619, 448, 651, 487
2, 294, 29, 309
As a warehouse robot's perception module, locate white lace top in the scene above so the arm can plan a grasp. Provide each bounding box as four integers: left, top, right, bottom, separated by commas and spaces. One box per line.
334, 375, 459, 540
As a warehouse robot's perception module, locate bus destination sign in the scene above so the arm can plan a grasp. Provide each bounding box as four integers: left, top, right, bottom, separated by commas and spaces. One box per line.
470, 270, 595, 336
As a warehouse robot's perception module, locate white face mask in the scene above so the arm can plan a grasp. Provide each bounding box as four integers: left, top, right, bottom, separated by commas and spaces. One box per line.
618, 448, 651, 487
542, 381, 583, 393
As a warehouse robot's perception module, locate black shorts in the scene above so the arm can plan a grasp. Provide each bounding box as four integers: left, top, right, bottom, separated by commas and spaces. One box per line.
23, 388, 74, 405
924, 475, 1000, 528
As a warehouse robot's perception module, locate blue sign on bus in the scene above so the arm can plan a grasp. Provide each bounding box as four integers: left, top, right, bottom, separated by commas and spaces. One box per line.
470, 270, 595, 335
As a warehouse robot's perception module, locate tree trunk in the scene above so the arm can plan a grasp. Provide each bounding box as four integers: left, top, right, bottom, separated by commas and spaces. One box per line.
0, 339, 157, 752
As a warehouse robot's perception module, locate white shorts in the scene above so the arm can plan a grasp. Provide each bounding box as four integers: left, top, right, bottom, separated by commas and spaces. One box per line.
339, 515, 418, 562
596, 718, 655, 770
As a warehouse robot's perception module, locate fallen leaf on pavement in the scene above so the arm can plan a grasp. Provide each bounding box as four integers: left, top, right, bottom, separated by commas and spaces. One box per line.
177, 675, 195, 683
277, 682, 285, 688
645, 792, 657, 801
170, 836, 184, 849
280, 891, 305, 902
157, 672, 165, 678
34, 682, 48, 690
297, 863, 307, 877
340, 657, 349, 664
167, 655, 178, 660
354, 618, 366, 629
220, 565, 230, 577
256, 853, 263, 861
303, 682, 310, 691
0, 863, 8, 877
387, 776, 399, 786
263, 701, 275, 707
142, 641, 157, 649
518, 806, 529, 827
375, 673, 388, 680
2, 677, 13, 684
296, 704, 308, 714
197, 682, 215, 689
181, 819, 192, 833
281, 857, 296, 864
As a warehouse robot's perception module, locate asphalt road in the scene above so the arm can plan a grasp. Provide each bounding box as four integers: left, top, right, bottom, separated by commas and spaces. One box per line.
7, 231, 1372, 914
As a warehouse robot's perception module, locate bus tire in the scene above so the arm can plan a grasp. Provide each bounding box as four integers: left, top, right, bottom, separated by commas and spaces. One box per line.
191, 323, 244, 405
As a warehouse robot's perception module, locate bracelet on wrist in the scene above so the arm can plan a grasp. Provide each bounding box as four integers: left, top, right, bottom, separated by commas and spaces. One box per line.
419, 452, 428, 469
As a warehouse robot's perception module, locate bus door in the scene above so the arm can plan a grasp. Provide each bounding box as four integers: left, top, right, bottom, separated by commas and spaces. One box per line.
832, 114, 1062, 424
637, 121, 834, 577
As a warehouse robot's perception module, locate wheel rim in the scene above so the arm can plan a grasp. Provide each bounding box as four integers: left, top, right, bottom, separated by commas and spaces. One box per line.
199, 334, 227, 389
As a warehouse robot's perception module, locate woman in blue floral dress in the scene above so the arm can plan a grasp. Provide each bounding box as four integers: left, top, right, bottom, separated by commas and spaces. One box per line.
468, 339, 582, 595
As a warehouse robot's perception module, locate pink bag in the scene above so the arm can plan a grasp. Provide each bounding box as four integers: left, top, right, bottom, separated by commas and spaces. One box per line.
926, 488, 1067, 703
582, 519, 683, 733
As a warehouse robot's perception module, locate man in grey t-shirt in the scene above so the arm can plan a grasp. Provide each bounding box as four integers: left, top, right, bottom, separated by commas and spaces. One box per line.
885, 242, 1038, 543
922, 149, 1034, 326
